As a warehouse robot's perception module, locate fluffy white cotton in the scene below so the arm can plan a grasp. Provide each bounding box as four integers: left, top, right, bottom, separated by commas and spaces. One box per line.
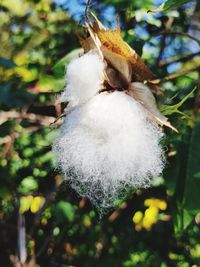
53, 91, 165, 211
60, 50, 105, 107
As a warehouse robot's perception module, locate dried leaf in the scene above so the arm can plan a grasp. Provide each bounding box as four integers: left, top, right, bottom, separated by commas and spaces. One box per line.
101, 46, 132, 83
80, 13, 176, 132
127, 44, 154, 81
80, 35, 132, 84
83, 13, 153, 83
105, 67, 125, 89
128, 82, 178, 132
80, 36, 96, 52
85, 22, 104, 60
90, 12, 107, 31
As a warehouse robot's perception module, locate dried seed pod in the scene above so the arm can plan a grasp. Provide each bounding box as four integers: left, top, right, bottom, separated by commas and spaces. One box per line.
82, 13, 153, 83
79, 13, 177, 132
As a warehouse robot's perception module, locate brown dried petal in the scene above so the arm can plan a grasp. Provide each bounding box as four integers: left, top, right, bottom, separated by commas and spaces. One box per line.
128, 82, 178, 132
85, 14, 153, 82
80, 36, 96, 52
101, 46, 132, 83
105, 67, 125, 89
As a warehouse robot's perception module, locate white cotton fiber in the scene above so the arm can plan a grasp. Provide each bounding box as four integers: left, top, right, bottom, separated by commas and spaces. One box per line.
60, 50, 105, 107
53, 91, 165, 211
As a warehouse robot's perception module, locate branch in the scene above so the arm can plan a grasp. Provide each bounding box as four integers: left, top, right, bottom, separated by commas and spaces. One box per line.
108, 202, 127, 222
18, 214, 27, 264
155, 34, 167, 67
84, 0, 92, 25
154, 18, 174, 67
0, 110, 55, 126
194, 67, 200, 114
159, 51, 200, 68
148, 66, 200, 85
155, 31, 200, 46
49, 112, 66, 127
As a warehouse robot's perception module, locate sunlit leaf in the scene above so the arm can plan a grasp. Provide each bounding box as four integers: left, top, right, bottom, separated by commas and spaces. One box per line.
30, 196, 45, 213
174, 206, 194, 234
160, 87, 196, 116
148, 0, 193, 13
19, 195, 33, 214
36, 75, 65, 92
18, 176, 38, 193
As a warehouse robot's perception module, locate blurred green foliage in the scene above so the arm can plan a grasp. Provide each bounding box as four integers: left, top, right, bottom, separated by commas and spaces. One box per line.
0, 0, 200, 266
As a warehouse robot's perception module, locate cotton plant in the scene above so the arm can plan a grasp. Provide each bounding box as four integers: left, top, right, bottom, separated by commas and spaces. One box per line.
53, 13, 177, 212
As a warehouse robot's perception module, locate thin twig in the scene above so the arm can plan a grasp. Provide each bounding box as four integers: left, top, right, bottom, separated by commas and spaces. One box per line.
155, 31, 200, 46
194, 67, 200, 114
0, 110, 55, 126
49, 112, 66, 126
148, 66, 200, 84
108, 202, 127, 222
159, 51, 200, 68
84, 0, 92, 26
155, 34, 166, 67
18, 213, 27, 264
155, 18, 174, 67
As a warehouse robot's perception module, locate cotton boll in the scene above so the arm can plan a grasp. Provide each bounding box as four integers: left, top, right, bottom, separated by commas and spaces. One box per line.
60, 50, 105, 107
53, 91, 165, 211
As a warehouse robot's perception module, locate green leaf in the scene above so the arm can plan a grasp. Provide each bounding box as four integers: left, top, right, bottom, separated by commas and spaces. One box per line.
0, 56, 17, 68
160, 87, 196, 116
53, 227, 60, 236
52, 48, 83, 78
171, 134, 191, 234
185, 120, 200, 212
174, 206, 193, 234
194, 171, 200, 179
36, 75, 65, 92
53, 201, 75, 223
173, 120, 200, 234
18, 176, 38, 193
148, 0, 193, 13
0, 187, 9, 199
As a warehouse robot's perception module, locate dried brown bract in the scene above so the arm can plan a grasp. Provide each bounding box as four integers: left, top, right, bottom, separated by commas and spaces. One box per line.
79, 12, 177, 132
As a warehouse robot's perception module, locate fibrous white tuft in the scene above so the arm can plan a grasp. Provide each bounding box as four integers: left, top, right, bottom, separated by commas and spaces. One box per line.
59, 50, 105, 107
53, 91, 164, 211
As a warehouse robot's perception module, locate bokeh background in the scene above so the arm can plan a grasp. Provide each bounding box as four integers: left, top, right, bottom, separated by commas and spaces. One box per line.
0, 0, 200, 266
